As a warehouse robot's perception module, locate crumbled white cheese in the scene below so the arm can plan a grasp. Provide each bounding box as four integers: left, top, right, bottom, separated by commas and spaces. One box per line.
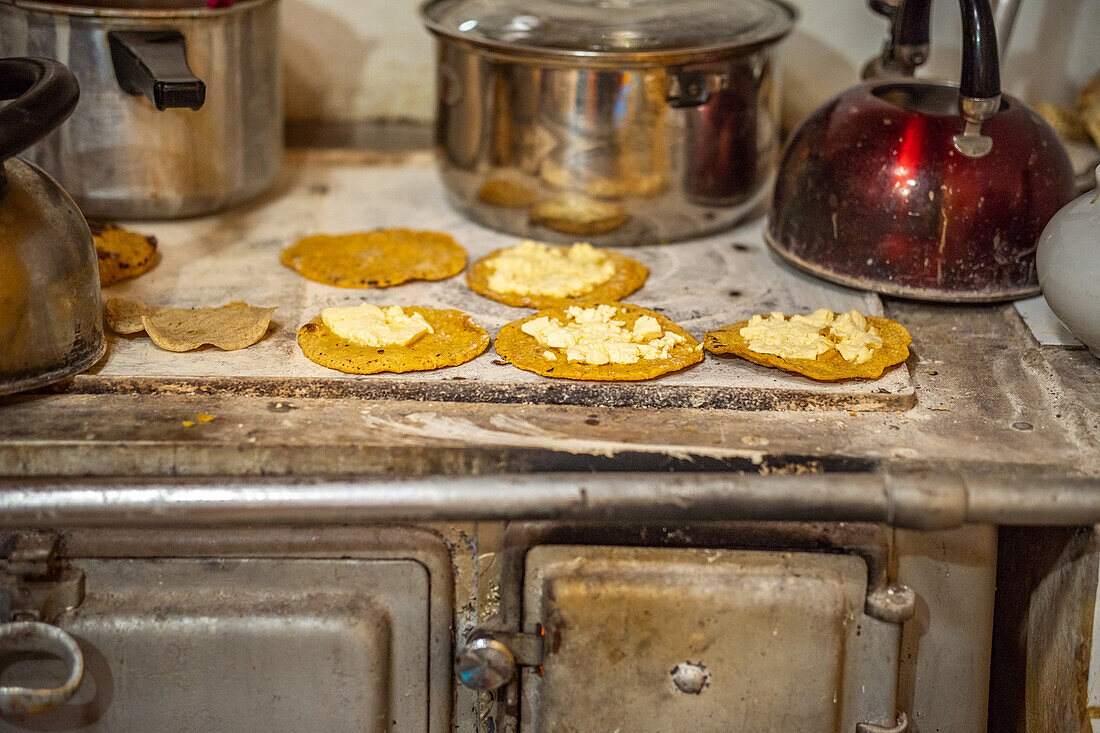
739, 308, 882, 364
828, 309, 883, 363
321, 304, 432, 347
521, 304, 684, 365
487, 241, 615, 297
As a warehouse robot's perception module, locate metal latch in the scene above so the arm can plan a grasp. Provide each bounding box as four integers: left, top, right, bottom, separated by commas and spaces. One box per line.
0, 532, 86, 715
456, 629, 544, 692
0, 532, 84, 624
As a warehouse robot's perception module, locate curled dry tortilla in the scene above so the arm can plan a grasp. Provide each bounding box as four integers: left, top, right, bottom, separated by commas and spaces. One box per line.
105, 298, 275, 352
280, 228, 466, 288
297, 306, 489, 374
466, 244, 648, 309
529, 193, 629, 237
495, 302, 702, 381
704, 315, 911, 381
91, 221, 158, 287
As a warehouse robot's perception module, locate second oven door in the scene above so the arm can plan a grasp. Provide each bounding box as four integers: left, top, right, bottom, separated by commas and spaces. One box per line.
521, 545, 901, 732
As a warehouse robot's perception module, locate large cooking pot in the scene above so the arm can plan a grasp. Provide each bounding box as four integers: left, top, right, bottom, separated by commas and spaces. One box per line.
0, 57, 104, 397
420, 0, 796, 245
0, 0, 282, 220
766, 0, 1075, 302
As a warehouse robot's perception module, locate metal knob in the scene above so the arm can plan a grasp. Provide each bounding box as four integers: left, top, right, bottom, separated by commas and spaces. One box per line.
456, 636, 516, 691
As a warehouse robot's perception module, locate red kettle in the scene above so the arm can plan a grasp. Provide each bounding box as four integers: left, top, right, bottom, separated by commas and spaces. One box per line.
765, 0, 1075, 302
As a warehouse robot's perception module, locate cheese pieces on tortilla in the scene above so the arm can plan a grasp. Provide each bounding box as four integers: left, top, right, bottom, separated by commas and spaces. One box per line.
91, 221, 158, 287
280, 228, 466, 288
704, 309, 911, 381
496, 302, 702, 381
467, 241, 648, 309
529, 193, 629, 237
104, 298, 275, 352
297, 305, 489, 374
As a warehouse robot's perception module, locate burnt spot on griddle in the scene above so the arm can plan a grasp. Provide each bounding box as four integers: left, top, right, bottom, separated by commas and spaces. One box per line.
308, 183, 330, 195
731, 242, 756, 252
728, 290, 742, 298
46, 376, 916, 415
585, 417, 600, 426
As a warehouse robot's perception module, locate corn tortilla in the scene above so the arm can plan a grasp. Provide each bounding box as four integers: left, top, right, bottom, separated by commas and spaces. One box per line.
704, 315, 911, 381
466, 244, 648, 309
496, 302, 702, 381
297, 306, 489, 374
104, 298, 275, 352
91, 221, 158, 287
281, 228, 466, 288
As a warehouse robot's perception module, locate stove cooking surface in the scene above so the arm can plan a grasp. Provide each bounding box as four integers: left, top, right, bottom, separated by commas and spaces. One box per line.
91, 151, 913, 411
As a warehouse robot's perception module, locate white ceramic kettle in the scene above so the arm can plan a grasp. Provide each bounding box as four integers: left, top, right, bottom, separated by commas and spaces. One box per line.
1036, 165, 1100, 358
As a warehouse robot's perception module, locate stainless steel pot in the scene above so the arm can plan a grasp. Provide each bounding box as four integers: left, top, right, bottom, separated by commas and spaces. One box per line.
420, 0, 796, 246
0, 0, 282, 220
0, 57, 104, 397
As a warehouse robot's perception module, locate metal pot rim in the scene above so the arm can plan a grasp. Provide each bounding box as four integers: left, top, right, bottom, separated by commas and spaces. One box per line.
0, 0, 276, 19
418, 0, 797, 65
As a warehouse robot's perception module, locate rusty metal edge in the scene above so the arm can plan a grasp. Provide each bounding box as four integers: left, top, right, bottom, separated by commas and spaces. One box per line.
33, 374, 918, 413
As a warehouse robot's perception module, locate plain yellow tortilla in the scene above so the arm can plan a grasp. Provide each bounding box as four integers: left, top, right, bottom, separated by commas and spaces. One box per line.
280, 228, 466, 288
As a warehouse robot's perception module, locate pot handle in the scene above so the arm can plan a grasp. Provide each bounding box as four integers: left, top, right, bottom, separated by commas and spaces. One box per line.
0, 622, 84, 716
894, 0, 1001, 156
0, 58, 79, 164
108, 30, 206, 111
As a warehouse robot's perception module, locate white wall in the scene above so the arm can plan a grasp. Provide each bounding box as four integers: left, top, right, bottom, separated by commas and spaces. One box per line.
281, 0, 1100, 125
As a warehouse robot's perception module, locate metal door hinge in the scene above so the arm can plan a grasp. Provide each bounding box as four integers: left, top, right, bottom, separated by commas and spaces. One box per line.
0, 532, 84, 623
456, 629, 544, 692
857, 712, 909, 733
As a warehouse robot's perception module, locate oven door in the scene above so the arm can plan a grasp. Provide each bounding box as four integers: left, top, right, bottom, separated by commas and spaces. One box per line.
519, 545, 906, 732
0, 527, 452, 733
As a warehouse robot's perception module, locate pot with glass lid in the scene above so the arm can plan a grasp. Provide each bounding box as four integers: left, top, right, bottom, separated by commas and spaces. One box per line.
420, 0, 797, 245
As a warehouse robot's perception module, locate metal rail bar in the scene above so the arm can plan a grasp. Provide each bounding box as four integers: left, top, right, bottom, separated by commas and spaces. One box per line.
0, 470, 1094, 529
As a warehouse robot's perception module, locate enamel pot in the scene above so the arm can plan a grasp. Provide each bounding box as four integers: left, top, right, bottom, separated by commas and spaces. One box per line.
766, 0, 1075, 302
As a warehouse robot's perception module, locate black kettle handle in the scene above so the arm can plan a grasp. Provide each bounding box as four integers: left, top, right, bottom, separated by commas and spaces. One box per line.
893, 0, 1000, 101
0, 57, 79, 163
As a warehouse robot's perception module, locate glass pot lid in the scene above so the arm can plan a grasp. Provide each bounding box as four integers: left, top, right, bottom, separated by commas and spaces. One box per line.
420, 0, 796, 58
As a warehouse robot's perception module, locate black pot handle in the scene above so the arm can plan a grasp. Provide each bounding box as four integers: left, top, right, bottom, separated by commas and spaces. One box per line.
0, 57, 79, 164
108, 30, 206, 111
